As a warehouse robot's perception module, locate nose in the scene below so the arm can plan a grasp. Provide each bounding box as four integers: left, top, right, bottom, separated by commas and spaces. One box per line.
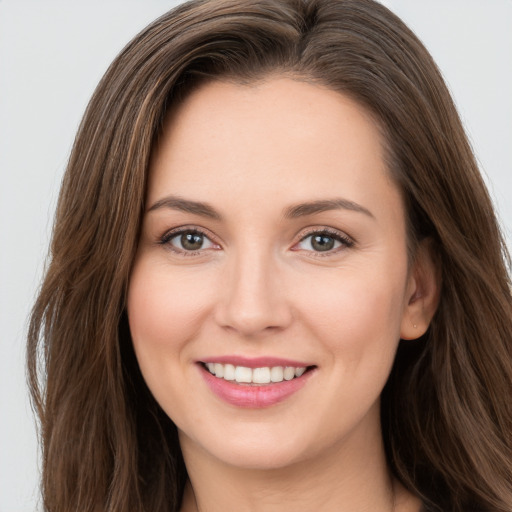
214, 248, 293, 337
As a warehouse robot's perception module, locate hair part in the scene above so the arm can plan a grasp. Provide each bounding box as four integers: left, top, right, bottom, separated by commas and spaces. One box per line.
28, 1, 512, 511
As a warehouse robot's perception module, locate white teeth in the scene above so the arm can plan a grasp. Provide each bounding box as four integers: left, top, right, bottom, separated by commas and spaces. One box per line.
270, 366, 284, 383
295, 367, 306, 377
283, 366, 295, 381
205, 363, 308, 384
252, 367, 271, 384
214, 363, 224, 378
235, 366, 252, 383
224, 364, 235, 381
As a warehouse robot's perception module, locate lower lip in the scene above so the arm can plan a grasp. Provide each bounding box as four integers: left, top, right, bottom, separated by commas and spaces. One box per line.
199, 365, 314, 408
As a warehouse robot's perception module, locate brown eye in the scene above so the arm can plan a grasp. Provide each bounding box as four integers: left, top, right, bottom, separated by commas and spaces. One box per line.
311, 234, 335, 252
165, 230, 216, 252
180, 232, 204, 250
296, 230, 353, 254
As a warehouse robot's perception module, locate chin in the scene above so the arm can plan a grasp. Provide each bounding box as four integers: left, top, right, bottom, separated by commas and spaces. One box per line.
215, 445, 310, 471
179, 425, 318, 471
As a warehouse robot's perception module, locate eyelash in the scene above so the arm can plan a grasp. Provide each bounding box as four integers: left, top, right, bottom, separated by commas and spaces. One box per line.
158, 227, 220, 256
294, 228, 354, 256
158, 226, 354, 256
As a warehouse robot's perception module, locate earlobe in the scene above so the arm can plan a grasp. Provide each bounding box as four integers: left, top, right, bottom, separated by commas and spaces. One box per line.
400, 239, 441, 340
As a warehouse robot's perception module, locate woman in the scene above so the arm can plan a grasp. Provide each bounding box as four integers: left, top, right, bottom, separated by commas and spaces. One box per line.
27, 0, 512, 511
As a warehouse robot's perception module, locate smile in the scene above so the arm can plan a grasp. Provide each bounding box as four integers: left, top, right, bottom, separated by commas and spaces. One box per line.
198, 359, 316, 408
204, 362, 307, 384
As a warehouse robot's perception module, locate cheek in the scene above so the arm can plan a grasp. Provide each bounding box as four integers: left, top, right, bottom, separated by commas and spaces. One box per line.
126, 257, 221, 427
126, 258, 212, 373
296, 264, 407, 367
293, 267, 407, 434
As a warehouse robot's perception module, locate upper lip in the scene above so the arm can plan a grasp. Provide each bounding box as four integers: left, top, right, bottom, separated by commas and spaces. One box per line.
198, 355, 315, 368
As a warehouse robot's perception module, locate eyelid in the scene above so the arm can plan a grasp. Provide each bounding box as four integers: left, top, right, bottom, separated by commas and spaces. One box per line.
158, 225, 222, 255
292, 227, 354, 254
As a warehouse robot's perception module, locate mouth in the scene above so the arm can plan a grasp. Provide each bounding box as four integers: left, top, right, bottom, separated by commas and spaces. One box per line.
197, 359, 317, 408
201, 362, 315, 385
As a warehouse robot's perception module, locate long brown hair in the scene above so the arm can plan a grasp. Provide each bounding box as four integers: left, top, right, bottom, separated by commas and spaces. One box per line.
28, 1, 512, 511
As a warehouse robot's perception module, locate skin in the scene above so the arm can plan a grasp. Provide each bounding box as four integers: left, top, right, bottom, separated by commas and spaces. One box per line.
127, 77, 438, 512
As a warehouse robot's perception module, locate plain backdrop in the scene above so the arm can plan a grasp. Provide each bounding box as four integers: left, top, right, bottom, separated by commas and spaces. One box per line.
1, 1, 511, 510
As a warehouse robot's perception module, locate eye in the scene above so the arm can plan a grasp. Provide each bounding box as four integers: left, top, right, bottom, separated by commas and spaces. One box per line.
295, 230, 353, 253
161, 229, 218, 253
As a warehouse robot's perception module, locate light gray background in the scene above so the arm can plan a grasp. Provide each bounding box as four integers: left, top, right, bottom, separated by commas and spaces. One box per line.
1, 1, 511, 510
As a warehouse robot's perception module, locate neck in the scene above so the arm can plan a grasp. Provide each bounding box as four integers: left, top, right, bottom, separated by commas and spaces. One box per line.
179, 417, 400, 512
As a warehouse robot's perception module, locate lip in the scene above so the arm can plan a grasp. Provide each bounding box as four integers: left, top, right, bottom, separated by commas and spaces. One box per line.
197, 362, 316, 408
198, 355, 314, 368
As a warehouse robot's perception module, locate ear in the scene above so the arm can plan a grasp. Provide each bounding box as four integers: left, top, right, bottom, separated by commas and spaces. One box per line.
400, 238, 441, 340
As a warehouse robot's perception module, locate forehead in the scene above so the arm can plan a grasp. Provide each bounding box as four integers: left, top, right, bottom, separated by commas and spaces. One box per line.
147, 77, 401, 226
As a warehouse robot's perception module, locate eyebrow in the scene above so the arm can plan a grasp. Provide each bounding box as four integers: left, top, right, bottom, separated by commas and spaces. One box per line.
283, 198, 374, 219
147, 196, 222, 220
147, 195, 374, 221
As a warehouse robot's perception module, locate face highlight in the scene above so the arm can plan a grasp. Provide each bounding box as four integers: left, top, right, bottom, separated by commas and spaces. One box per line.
127, 77, 422, 471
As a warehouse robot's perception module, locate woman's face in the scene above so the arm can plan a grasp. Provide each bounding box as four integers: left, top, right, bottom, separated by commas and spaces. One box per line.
127, 77, 423, 470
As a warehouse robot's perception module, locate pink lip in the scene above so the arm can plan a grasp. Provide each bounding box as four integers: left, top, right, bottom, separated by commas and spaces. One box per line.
198, 364, 315, 408
199, 355, 313, 368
